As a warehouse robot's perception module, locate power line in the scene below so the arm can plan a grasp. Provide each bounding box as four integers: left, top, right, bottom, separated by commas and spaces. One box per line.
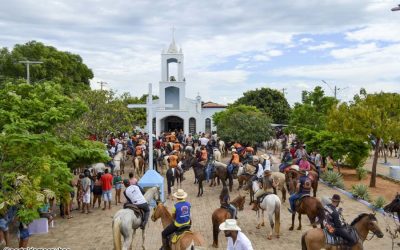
321, 80, 348, 100
97, 81, 108, 90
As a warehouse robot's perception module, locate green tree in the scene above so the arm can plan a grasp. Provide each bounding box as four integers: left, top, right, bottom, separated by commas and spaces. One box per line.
0, 41, 93, 91
233, 87, 291, 124
289, 86, 338, 132
0, 82, 108, 223
327, 91, 400, 187
213, 105, 274, 145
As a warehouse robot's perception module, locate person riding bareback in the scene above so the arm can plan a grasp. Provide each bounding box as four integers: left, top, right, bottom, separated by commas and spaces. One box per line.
122, 179, 150, 230
168, 151, 179, 169
324, 194, 357, 247
160, 189, 191, 250
252, 170, 278, 211
288, 169, 311, 214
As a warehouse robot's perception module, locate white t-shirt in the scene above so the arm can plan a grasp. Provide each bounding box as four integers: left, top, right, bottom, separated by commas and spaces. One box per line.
256, 164, 264, 178
199, 137, 209, 146
227, 231, 254, 250
116, 143, 123, 153
124, 185, 147, 205
263, 160, 271, 171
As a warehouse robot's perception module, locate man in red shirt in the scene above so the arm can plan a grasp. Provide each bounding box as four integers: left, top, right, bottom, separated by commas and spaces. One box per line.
101, 168, 113, 210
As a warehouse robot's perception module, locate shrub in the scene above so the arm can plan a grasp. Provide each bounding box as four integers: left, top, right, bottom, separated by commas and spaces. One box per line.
373, 196, 386, 209
321, 171, 345, 189
351, 184, 370, 201
356, 166, 368, 180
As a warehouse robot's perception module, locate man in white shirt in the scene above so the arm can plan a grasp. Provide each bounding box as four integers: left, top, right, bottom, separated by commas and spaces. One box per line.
122, 179, 149, 229
260, 154, 271, 172
199, 135, 209, 146
219, 219, 253, 250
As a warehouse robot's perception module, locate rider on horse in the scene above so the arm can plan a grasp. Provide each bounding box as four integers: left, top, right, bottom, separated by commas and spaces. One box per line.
252, 169, 277, 211
160, 189, 191, 250
220, 186, 237, 219
288, 170, 311, 214
279, 148, 293, 172
122, 179, 150, 230
228, 149, 240, 175
324, 194, 357, 247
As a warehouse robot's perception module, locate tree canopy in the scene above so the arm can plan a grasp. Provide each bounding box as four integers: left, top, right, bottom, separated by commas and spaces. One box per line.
233, 87, 291, 124
0, 41, 93, 91
213, 105, 274, 145
0, 82, 108, 223
327, 91, 400, 187
289, 86, 338, 132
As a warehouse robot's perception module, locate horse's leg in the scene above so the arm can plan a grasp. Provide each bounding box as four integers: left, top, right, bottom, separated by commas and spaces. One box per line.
267, 210, 274, 240
282, 186, 286, 203
297, 213, 302, 230
228, 175, 233, 192
289, 213, 295, 231
141, 229, 145, 250
123, 228, 133, 250
313, 181, 318, 197
256, 210, 264, 229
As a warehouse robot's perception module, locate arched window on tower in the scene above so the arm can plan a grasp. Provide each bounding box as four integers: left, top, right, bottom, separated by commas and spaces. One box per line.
167, 58, 178, 82
205, 118, 211, 134
189, 118, 196, 134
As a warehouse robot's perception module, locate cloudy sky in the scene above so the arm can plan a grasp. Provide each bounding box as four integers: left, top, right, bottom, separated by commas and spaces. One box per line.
1, 0, 400, 105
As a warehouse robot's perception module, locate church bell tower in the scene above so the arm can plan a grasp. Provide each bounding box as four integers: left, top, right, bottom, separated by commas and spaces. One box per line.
159, 33, 185, 111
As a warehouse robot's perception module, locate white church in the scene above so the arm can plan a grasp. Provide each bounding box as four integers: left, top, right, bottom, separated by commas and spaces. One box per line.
152, 37, 226, 136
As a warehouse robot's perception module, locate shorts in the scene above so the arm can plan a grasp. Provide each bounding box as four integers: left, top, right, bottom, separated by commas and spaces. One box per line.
19, 228, 30, 240
103, 190, 112, 202
93, 185, 102, 196
0, 218, 9, 231
115, 183, 122, 190
83, 192, 91, 204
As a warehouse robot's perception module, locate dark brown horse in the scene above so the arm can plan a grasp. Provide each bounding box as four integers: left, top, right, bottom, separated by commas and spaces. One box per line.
301, 213, 384, 250
211, 195, 246, 248
182, 154, 206, 197
210, 161, 238, 192
287, 173, 325, 231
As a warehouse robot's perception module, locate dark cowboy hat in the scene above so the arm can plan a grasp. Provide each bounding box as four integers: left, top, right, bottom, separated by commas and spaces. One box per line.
330, 194, 342, 203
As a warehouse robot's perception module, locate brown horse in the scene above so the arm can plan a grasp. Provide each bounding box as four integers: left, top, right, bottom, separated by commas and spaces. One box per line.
211, 195, 246, 248
286, 169, 318, 197
301, 213, 384, 250
133, 156, 145, 177
287, 173, 325, 231
244, 172, 287, 205
151, 202, 205, 250
210, 161, 238, 192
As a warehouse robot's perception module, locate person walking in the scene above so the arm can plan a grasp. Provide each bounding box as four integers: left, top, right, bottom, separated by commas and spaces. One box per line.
113, 172, 123, 205
81, 171, 92, 214
219, 219, 253, 250
92, 173, 102, 208
101, 168, 113, 210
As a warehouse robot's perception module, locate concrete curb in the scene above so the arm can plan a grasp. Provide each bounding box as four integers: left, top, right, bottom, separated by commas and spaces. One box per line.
319, 179, 399, 223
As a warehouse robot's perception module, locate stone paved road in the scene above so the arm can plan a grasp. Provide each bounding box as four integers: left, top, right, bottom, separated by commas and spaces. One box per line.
16, 155, 398, 250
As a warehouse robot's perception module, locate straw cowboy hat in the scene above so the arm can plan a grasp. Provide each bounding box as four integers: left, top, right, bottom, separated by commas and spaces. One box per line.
231, 148, 237, 152
252, 156, 260, 162
219, 219, 241, 231
260, 154, 270, 160
173, 189, 188, 199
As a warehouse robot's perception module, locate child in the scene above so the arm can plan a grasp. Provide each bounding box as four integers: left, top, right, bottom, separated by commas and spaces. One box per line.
219, 186, 237, 219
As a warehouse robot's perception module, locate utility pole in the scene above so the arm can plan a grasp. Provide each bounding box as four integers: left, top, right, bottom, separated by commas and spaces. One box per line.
321, 80, 348, 100
282, 88, 287, 97
18, 60, 43, 84
98, 81, 108, 90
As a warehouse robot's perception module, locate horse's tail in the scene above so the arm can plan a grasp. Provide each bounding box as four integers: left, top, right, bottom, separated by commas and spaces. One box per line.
301, 232, 307, 250
212, 217, 219, 246
315, 201, 325, 228
113, 217, 122, 250
274, 198, 281, 236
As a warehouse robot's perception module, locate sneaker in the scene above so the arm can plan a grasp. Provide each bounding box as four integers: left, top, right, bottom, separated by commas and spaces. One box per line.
287, 208, 294, 214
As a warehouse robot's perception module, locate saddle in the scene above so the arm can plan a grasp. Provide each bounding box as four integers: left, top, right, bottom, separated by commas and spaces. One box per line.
323, 227, 359, 249
295, 194, 311, 207
169, 225, 192, 244
123, 203, 144, 219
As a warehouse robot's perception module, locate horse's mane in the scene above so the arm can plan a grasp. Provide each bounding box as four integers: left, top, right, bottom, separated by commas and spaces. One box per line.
350, 213, 376, 226
144, 187, 158, 203
159, 203, 173, 221
231, 195, 244, 204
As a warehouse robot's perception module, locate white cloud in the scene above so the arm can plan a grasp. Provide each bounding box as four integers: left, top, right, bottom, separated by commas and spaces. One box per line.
307, 41, 337, 51
330, 43, 378, 59
299, 38, 314, 43
345, 24, 400, 42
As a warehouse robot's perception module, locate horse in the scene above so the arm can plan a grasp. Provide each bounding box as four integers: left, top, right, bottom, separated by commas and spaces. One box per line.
253, 183, 281, 240
133, 156, 145, 177
287, 175, 325, 231
112, 187, 160, 250
210, 161, 238, 192
182, 155, 206, 197
211, 195, 246, 248
113, 151, 124, 175
286, 169, 319, 197
384, 192, 400, 221
213, 148, 222, 162
218, 140, 226, 157
151, 202, 205, 250
301, 213, 384, 250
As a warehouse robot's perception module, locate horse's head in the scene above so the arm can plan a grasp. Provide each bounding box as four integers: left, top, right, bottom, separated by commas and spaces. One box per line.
151, 201, 163, 222
232, 194, 246, 211
351, 213, 384, 238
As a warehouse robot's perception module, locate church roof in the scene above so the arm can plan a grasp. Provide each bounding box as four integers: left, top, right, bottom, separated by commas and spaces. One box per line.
202, 101, 227, 108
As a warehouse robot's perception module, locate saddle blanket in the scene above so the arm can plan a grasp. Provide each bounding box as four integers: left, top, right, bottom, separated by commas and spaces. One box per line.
323, 228, 358, 246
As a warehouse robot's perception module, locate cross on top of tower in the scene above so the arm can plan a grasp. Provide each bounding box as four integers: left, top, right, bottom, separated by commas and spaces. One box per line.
168, 25, 179, 53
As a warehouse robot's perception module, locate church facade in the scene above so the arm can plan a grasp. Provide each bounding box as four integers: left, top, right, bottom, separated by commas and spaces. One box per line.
152, 38, 226, 136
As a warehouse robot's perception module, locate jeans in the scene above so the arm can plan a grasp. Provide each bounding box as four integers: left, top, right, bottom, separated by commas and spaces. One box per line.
229, 204, 237, 218
335, 227, 357, 246
289, 193, 302, 211
227, 164, 234, 175
136, 203, 150, 227
162, 222, 179, 240
206, 164, 213, 182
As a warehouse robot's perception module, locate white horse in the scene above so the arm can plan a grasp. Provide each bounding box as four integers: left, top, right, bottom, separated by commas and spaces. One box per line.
90, 162, 110, 173
213, 148, 222, 162
112, 187, 160, 250
218, 140, 226, 156
253, 182, 281, 240
113, 151, 124, 175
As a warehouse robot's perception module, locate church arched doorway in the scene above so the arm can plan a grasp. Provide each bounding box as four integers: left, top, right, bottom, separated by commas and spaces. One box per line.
162, 116, 184, 132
